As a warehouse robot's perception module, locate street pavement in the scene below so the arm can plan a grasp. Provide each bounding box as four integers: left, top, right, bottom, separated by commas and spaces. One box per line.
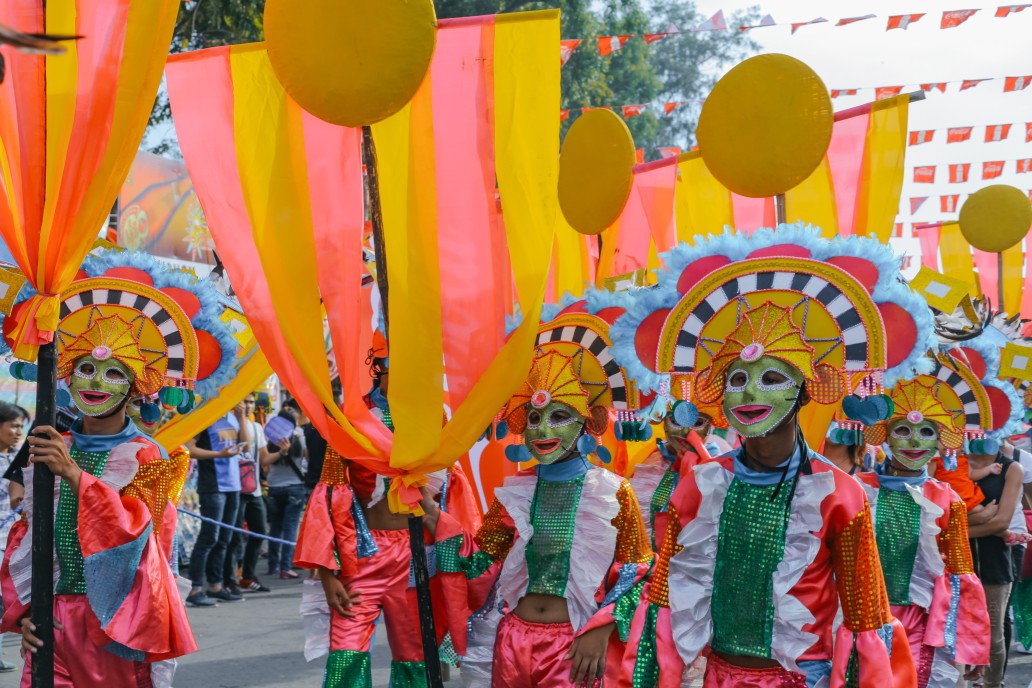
2, 577, 1032, 686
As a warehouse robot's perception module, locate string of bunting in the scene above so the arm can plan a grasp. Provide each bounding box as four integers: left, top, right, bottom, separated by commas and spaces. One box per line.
562, 81, 1032, 121
564, 5, 1031, 60
912, 159, 1032, 184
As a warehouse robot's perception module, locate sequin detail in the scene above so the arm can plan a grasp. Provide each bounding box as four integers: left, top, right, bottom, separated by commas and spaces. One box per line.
941, 500, 975, 574
711, 477, 793, 658
474, 499, 517, 561
649, 467, 678, 550
631, 603, 661, 688
874, 487, 922, 606
349, 485, 378, 560
945, 573, 960, 656
123, 444, 188, 541
319, 446, 348, 486
439, 498, 514, 579
526, 475, 584, 596
323, 649, 371, 688
615, 482, 653, 565
389, 660, 428, 688
56, 448, 110, 595
646, 504, 683, 607
835, 505, 893, 632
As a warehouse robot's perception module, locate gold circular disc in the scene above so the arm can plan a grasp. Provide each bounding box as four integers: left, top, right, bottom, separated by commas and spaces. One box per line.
264, 0, 437, 127
697, 54, 833, 198
558, 109, 637, 235
959, 185, 1032, 253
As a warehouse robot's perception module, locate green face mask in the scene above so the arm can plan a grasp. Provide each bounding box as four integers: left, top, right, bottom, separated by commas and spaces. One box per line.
68, 355, 133, 418
523, 400, 586, 465
721, 356, 804, 438
126, 395, 159, 436
887, 418, 940, 470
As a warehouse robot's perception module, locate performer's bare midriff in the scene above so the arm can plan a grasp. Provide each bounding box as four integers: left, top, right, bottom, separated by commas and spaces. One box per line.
514, 593, 571, 624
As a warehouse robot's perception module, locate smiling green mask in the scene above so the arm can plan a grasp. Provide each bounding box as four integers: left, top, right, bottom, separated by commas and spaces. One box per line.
887, 418, 940, 470
523, 400, 586, 465
68, 355, 133, 417
126, 395, 160, 435
722, 356, 804, 438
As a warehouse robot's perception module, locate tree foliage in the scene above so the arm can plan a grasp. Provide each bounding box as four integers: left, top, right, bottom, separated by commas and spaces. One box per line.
145, 0, 755, 157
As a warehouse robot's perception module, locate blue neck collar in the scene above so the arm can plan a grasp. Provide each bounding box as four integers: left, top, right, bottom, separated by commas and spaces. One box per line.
733, 443, 804, 486
70, 417, 169, 460
657, 440, 676, 463
537, 454, 590, 482
874, 461, 927, 490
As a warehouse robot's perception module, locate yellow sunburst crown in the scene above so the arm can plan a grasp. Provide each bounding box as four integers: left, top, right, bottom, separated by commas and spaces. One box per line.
57, 313, 165, 396
505, 349, 591, 423
863, 374, 968, 452
702, 303, 817, 387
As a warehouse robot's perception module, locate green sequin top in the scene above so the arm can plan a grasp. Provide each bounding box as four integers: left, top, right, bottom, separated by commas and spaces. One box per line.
874, 487, 922, 606
710, 477, 794, 658
649, 467, 677, 551
55, 448, 111, 595
526, 475, 585, 597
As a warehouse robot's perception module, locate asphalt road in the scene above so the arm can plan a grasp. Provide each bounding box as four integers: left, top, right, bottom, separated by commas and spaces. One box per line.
1, 578, 1031, 687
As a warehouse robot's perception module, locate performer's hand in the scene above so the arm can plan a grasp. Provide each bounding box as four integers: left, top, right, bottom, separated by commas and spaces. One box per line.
418, 487, 441, 535
963, 664, 985, 681
28, 426, 82, 491
275, 438, 291, 453
987, 462, 1003, 475
19, 616, 62, 657
566, 622, 613, 686
318, 567, 362, 618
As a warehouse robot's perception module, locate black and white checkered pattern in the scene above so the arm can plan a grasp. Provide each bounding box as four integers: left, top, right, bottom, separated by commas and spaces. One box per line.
60, 289, 183, 379
931, 359, 981, 431
536, 323, 628, 408
669, 270, 869, 374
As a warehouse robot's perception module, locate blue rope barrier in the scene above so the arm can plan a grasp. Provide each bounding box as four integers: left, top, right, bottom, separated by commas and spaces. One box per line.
177, 507, 297, 547
0, 505, 24, 533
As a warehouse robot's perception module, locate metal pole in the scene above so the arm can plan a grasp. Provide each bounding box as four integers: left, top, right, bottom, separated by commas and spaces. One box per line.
998, 251, 1005, 309
775, 194, 787, 226
361, 125, 443, 688
31, 340, 58, 688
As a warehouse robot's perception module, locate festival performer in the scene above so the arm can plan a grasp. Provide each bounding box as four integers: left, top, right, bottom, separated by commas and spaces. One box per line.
627, 395, 715, 553
856, 348, 998, 687
610, 226, 932, 688
293, 331, 482, 688
419, 301, 654, 687
0, 250, 236, 687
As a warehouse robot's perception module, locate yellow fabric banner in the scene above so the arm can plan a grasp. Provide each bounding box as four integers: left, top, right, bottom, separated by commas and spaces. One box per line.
938, 222, 978, 292
675, 154, 733, 242
856, 96, 909, 242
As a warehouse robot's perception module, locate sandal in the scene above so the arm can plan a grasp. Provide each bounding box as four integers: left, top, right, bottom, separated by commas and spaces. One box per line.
0, 660, 15, 673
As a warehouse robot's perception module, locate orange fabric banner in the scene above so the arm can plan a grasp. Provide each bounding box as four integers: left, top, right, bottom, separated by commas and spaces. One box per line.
0, 0, 178, 359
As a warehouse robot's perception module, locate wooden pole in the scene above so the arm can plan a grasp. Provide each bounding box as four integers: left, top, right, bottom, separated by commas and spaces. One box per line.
361, 125, 443, 688
31, 340, 57, 688
998, 251, 1005, 310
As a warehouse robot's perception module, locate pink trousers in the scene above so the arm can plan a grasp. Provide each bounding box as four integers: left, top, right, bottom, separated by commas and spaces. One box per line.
702, 653, 806, 688
491, 613, 603, 688
21, 595, 153, 688
892, 604, 934, 688
330, 529, 423, 662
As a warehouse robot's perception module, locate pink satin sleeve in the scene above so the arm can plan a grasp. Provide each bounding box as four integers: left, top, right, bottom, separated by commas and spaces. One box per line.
829, 620, 915, 688
294, 482, 358, 574
0, 519, 28, 633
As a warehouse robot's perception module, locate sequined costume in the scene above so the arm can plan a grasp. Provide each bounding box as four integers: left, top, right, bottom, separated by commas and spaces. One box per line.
434, 458, 653, 687
618, 448, 913, 688
858, 470, 989, 687
0, 423, 197, 687
294, 447, 482, 688
629, 430, 711, 553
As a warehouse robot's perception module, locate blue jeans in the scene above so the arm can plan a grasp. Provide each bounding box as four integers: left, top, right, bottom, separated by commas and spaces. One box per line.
188, 490, 240, 588
266, 484, 306, 573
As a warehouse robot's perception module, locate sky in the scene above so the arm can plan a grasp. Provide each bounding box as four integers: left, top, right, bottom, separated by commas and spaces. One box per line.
676, 0, 1032, 238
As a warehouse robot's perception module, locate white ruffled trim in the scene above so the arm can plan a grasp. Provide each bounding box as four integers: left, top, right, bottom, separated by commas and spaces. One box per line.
460, 595, 505, 688
668, 461, 732, 665
299, 578, 330, 662
493, 467, 622, 633
925, 646, 960, 688
629, 453, 668, 541
8, 441, 142, 606
771, 469, 835, 672
905, 483, 945, 611
150, 659, 176, 688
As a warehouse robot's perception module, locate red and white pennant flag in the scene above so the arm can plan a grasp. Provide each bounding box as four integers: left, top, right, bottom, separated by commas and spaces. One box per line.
1017, 159, 1032, 173
1005, 75, 1032, 92
996, 5, 1031, 17
909, 130, 934, 146
961, 79, 989, 91
941, 9, 979, 28
622, 104, 646, 119
696, 10, 727, 32
831, 89, 859, 98
887, 13, 925, 30
741, 14, 776, 31
876, 86, 904, 100
791, 17, 827, 34
949, 163, 970, 183
837, 15, 876, 26
598, 35, 631, 56
986, 123, 1012, 142
914, 166, 936, 183
941, 195, 960, 213
644, 24, 679, 44
983, 161, 1006, 179
947, 127, 973, 143
560, 39, 582, 66
910, 197, 928, 214
921, 83, 948, 94
1027, 122, 1032, 142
